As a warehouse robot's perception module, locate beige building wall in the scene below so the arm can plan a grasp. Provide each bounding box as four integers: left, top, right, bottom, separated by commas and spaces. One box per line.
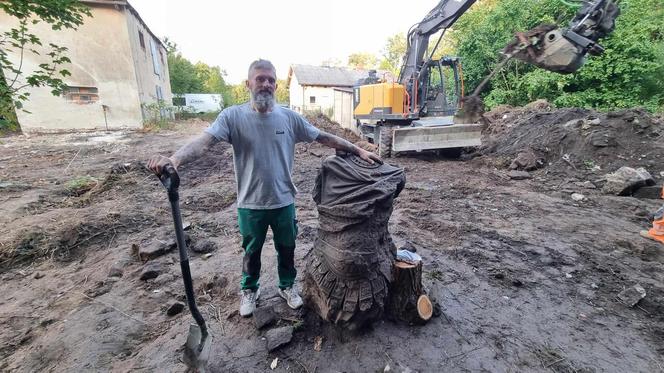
1, 3, 172, 132
124, 8, 172, 112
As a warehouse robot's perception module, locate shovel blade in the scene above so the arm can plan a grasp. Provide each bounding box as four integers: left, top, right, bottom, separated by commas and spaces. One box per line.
183, 324, 211, 371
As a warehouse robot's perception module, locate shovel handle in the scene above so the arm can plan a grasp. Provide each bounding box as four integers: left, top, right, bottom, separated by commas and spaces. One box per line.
156, 165, 209, 353
158, 164, 180, 194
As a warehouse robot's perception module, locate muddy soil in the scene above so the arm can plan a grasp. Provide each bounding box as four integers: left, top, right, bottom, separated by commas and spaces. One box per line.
1, 112, 663, 373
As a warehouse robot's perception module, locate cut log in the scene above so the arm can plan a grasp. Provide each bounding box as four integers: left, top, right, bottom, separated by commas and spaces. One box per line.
417, 294, 433, 321
386, 261, 430, 324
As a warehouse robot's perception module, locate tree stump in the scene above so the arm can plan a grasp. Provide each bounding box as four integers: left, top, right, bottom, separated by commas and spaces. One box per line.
304, 152, 405, 330
386, 261, 432, 324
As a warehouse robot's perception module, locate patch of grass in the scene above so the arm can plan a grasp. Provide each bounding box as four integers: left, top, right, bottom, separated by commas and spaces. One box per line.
140, 119, 176, 133
289, 319, 304, 331
425, 270, 445, 281
65, 176, 98, 196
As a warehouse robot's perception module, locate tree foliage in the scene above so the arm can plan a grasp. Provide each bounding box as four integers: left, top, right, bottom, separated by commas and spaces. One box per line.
230, 84, 249, 105
348, 52, 379, 70
276, 79, 289, 104
164, 38, 233, 107
0, 0, 91, 130
378, 33, 406, 76
448, 0, 664, 111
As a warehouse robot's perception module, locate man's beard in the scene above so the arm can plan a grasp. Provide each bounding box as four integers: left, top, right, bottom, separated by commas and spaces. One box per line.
250, 90, 275, 112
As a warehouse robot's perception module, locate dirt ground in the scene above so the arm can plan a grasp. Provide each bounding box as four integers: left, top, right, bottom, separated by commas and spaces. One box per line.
1, 109, 663, 373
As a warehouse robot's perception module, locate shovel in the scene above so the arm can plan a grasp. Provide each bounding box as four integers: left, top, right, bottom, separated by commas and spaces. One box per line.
157, 164, 211, 370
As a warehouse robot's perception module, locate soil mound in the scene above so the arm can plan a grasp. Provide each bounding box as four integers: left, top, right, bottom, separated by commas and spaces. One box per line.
481, 106, 664, 179
305, 113, 362, 143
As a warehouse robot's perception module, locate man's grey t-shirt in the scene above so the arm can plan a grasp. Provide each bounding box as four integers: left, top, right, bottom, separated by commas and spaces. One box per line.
205, 103, 320, 209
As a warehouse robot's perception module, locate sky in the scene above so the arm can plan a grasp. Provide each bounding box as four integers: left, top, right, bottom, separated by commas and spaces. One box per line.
128, 0, 444, 84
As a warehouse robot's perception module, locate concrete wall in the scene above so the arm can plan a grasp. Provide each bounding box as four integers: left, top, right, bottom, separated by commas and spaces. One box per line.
124, 8, 172, 112
0, 4, 170, 132
333, 90, 359, 135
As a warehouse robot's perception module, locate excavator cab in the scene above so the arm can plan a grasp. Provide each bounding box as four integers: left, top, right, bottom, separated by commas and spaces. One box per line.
419, 57, 462, 117
353, 57, 481, 158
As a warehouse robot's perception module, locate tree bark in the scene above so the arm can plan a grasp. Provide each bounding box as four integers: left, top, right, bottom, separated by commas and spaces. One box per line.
303, 153, 405, 330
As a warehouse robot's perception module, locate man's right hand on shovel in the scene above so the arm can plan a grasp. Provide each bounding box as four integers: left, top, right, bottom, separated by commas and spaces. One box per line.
147, 155, 177, 176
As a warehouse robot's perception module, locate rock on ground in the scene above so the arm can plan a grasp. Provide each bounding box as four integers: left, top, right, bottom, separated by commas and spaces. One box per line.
265, 326, 294, 351
602, 167, 655, 195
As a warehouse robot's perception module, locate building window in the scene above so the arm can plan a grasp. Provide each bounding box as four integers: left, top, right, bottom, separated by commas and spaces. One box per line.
138, 31, 145, 50
156, 85, 163, 100
64, 86, 99, 104
309, 96, 316, 104
150, 39, 161, 76
172, 96, 186, 106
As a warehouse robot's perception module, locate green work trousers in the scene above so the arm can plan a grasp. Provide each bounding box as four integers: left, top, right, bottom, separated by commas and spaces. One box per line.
238, 204, 298, 291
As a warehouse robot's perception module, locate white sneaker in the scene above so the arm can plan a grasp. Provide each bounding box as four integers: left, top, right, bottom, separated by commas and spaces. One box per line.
239, 288, 260, 317
278, 287, 303, 309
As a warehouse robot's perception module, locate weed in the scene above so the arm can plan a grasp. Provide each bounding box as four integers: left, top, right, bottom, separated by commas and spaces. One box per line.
292, 320, 304, 331
425, 270, 445, 281
65, 176, 98, 196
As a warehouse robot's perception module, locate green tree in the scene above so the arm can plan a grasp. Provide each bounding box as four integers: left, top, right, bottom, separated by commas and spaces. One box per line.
378, 33, 406, 76
194, 62, 232, 107
0, 0, 91, 131
231, 84, 249, 105
447, 0, 664, 112
164, 38, 233, 108
276, 79, 289, 105
348, 52, 378, 70
164, 39, 204, 94
546, 0, 664, 111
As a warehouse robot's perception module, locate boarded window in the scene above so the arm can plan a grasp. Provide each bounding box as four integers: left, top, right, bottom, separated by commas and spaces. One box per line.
150, 39, 161, 76
64, 86, 99, 104
173, 96, 186, 106
310, 96, 316, 104
138, 31, 145, 49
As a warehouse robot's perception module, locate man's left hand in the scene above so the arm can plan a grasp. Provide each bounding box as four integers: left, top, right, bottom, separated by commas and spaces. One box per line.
357, 148, 382, 165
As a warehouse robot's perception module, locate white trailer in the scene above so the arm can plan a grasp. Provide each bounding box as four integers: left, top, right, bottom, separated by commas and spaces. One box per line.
173, 94, 222, 113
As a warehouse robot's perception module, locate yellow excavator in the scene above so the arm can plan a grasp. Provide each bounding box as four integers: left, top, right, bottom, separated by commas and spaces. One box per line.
353, 0, 620, 157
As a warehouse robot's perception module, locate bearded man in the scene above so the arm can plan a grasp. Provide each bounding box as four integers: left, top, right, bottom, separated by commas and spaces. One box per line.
148, 59, 381, 316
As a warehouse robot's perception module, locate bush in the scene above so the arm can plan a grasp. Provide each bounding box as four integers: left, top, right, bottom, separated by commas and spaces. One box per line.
143, 100, 175, 128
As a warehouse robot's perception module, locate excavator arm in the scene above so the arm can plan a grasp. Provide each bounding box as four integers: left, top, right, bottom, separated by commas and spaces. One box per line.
399, 0, 477, 87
